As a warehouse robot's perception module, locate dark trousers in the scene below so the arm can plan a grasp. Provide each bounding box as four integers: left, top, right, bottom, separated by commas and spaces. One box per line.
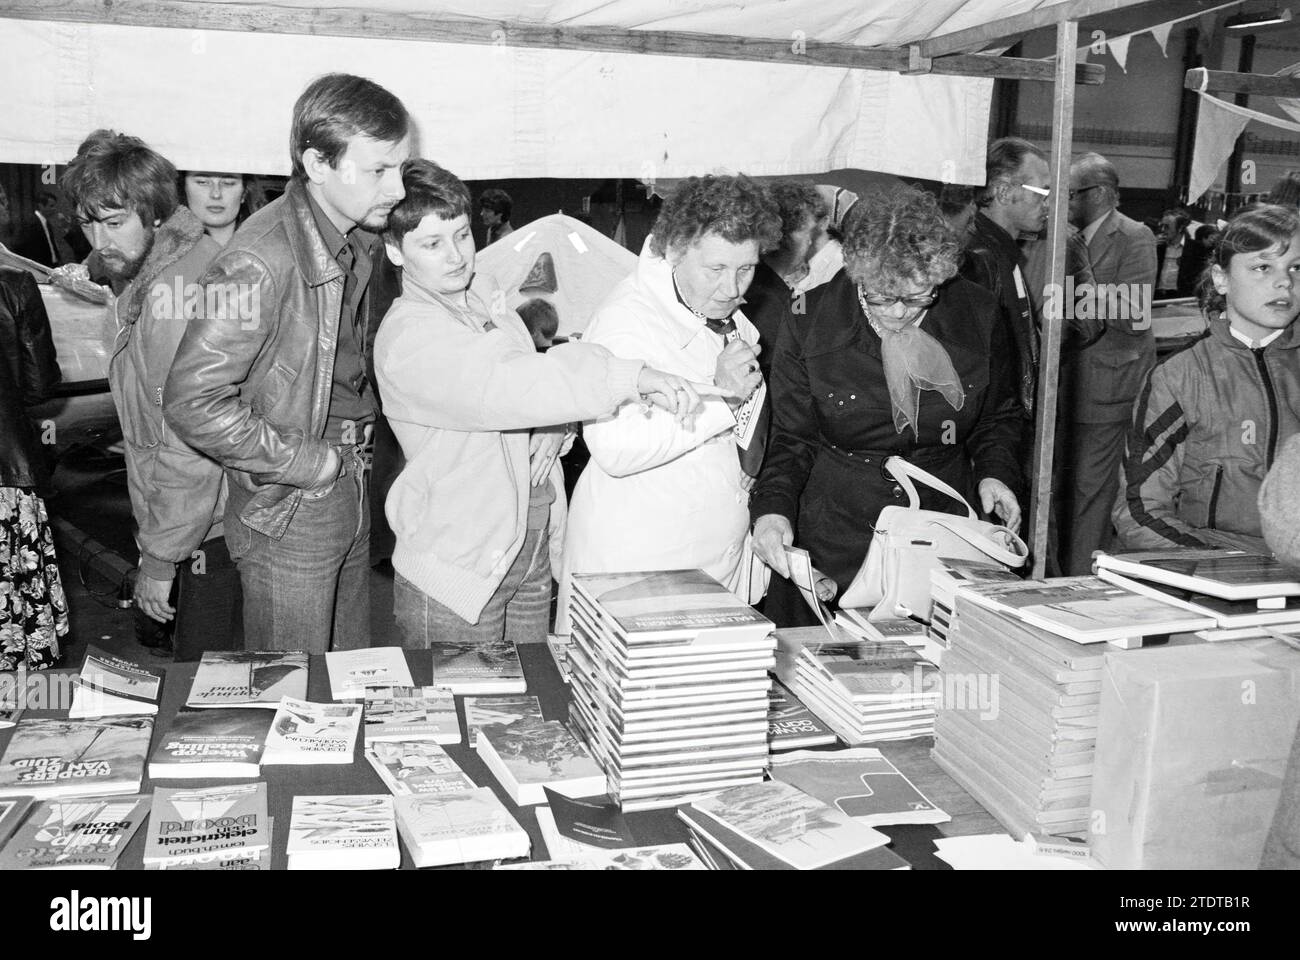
1056, 417, 1127, 575
172, 535, 244, 662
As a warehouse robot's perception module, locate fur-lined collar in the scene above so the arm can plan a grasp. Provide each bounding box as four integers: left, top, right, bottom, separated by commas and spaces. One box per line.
117, 206, 207, 326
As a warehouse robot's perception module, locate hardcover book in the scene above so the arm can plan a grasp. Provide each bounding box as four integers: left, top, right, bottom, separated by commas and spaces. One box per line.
463, 695, 543, 747
0, 717, 153, 800
572, 569, 773, 644
186, 651, 308, 709
393, 788, 530, 868
286, 795, 400, 870
148, 708, 273, 779
263, 698, 363, 765
476, 717, 606, 805
1094, 548, 1300, 601
143, 782, 270, 865
364, 740, 477, 797
0, 795, 149, 870
325, 648, 414, 701
68, 646, 164, 718
363, 686, 459, 744
430, 639, 526, 695
769, 747, 950, 826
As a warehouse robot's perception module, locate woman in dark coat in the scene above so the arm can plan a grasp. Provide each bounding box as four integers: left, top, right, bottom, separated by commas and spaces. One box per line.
0, 266, 68, 669
750, 186, 1024, 627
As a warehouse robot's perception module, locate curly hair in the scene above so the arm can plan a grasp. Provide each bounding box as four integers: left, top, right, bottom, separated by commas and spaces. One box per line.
648, 175, 782, 260
1198, 203, 1300, 319
842, 185, 961, 294
768, 180, 828, 251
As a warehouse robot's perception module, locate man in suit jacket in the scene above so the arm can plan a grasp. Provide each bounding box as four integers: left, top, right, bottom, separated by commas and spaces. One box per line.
1057, 152, 1157, 574
9, 192, 61, 267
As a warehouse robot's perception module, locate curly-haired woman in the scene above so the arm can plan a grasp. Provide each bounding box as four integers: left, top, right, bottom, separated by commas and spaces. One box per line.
750, 185, 1024, 627
561, 175, 779, 613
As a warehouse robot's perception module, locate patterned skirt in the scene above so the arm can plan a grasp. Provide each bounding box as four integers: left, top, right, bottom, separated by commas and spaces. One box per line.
0, 487, 69, 671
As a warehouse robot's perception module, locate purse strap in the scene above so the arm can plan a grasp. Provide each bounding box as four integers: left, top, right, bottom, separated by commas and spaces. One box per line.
883, 456, 977, 519
924, 516, 1029, 568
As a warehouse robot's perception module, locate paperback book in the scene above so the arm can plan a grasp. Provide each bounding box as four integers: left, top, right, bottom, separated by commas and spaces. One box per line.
325, 647, 414, 701
363, 686, 459, 744
68, 646, 164, 718
0, 795, 149, 870
393, 788, 530, 868
476, 716, 606, 805
186, 651, 308, 709
364, 740, 477, 797
768, 747, 949, 826
463, 695, 544, 747
496, 844, 706, 870
571, 569, 774, 645
0, 796, 32, 848
1094, 548, 1300, 601
429, 638, 526, 695
1096, 568, 1300, 629
0, 716, 153, 800
263, 698, 363, 765
143, 782, 270, 865
286, 795, 400, 870
148, 708, 273, 779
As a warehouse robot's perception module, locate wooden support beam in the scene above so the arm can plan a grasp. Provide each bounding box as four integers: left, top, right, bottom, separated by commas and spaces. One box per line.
917, 0, 1177, 58
1028, 19, 1079, 580
0, 0, 1103, 82
1185, 66, 1300, 97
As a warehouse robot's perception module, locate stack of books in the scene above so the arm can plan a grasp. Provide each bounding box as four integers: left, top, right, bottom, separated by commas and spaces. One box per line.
928, 558, 1022, 665
930, 589, 1108, 838
565, 570, 777, 811
773, 629, 938, 744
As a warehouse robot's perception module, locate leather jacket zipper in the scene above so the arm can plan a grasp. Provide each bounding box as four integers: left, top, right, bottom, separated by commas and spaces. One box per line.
1253, 347, 1280, 468
1208, 464, 1223, 529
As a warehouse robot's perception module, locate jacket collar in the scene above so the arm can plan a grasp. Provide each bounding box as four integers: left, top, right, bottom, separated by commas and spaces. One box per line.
283, 177, 348, 288
1208, 315, 1300, 351
117, 206, 207, 327
970, 211, 1023, 265
635, 236, 758, 349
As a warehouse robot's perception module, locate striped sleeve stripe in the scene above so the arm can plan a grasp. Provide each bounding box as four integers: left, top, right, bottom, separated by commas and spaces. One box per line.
1121, 380, 1211, 549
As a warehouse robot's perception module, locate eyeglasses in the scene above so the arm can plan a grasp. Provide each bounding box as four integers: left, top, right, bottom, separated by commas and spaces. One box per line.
1068, 184, 1104, 201
859, 288, 937, 309
1016, 183, 1051, 200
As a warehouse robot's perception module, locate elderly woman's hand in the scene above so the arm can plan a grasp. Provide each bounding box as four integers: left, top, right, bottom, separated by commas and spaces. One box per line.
714, 339, 762, 402
978, 478, 1021, 533
636, 367, 707, 423
751, 513, 795, 577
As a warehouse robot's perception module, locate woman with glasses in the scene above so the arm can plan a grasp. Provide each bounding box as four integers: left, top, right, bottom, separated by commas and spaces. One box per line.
750, 185, 1024, 627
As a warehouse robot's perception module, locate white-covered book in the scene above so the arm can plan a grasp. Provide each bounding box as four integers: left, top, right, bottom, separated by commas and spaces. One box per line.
263, 698, 363, 765
286, 795, 400, 870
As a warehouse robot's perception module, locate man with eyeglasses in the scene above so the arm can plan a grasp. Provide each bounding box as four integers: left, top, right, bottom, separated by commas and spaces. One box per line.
1057, 151, 1157, 574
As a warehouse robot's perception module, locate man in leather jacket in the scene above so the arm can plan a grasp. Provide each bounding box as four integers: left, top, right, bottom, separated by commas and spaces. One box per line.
164, 74, 411, 653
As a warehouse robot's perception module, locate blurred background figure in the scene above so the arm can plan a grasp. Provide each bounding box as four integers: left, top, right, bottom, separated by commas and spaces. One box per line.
517, 297, 560, 351
938, 183, 978, 238
10, 190, 62, 267
479, 187, 515, 245
181, 171, 253, 248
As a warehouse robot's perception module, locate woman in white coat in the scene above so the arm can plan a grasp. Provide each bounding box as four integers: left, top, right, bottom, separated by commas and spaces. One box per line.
561, 176, 780, 625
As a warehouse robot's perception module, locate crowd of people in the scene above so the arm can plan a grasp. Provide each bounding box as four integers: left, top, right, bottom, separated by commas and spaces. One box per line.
3, 71, 1300, 685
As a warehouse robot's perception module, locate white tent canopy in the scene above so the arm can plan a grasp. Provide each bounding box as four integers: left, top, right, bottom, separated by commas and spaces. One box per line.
0, 0, 1113, 182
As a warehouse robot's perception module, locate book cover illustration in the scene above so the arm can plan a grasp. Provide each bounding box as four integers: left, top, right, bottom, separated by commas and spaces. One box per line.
542, 786, 638, 849
574, 569, 770, 633
365, 740, 476, 796
767, 682, 837, 748
0, 716, 153, 798
769, 747, 950, 826
464, 695, 543, 746
69, 647, 163, 717
187, 651, 308, 708
691, 781, 886, 870
1118, 549, 1295, 586
479, 718, 601, 781
265, 698, 362, 761
0, 795, 150, 869
0, 796, 32, 848
145, 783, 269, 863
326, 648, 414, 700
288, 795, 398, 852
363, 686, 458, 743
430, 639, 524, 682
393, 788, 530, 864
150, 708, 273, 772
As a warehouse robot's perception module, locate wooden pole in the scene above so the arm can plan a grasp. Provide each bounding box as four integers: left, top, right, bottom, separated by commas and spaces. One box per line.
1184, 66, 1300, 97
1028, 20, 1078, 580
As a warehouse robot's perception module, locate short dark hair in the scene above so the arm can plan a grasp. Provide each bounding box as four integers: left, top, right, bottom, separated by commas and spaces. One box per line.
938, 183, 977, 218
1267, 170, 1300, 208
62, 129, 178, 225
517, 298, 559, 340
768, 180, 829, 253
649, 175, 782, 259
1199, 203, 1300, 317
978, 137, 1047, 207
290, 73, 410, 180
36, 191, 58, 209
479, 188, 513, 221
385, 158, 472, 244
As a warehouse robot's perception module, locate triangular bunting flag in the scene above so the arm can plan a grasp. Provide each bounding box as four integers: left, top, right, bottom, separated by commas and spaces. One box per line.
1189, 95, 1251, 203
1151, 22, 1173, 56
1108, 35, 1131, 72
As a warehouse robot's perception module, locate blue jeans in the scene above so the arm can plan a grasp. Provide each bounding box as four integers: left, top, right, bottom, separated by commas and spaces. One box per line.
225, 453, 370, 654
393, 525, 551, 648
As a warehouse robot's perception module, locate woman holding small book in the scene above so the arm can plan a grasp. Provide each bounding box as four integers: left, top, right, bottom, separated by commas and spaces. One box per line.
1113, 204, 1300, 555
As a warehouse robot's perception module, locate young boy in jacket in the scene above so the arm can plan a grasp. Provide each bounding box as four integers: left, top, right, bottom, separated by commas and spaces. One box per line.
374, 159, 705, 650
1113, 204, 1300, 554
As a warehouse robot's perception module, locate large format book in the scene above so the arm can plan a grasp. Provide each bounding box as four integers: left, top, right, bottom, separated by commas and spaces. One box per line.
766, 681, 837, 751
768, 747, 949, 826
1096, 567, 1300, 629
364, 740, 477, 797
835, 611, 928, 648
1094, 548, 1300, 601
463, 695, 543, 747
393, 788, 530, 868
143, 783, 270, 865
186, 651, 308, 709
286, 795, 400, 870
148, 708, 273, 779
680, 781, 891, 870
429, 639, 526, 695
363, 686, 459, 744
68, 646, 164, 718
0, 795, 150, 870
680, 818, 910, 872
325, 648, 414, 701
263, 698, 363, 765
476, 717, 606, 805
953, 576, 1215, 644
0, 716, 153, 800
